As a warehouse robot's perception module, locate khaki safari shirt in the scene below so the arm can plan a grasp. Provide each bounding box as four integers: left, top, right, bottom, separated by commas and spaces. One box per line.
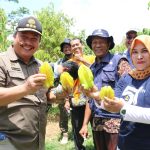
0, 46, 48, 150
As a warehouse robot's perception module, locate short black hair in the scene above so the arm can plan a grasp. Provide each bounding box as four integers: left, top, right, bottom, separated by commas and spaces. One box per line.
62, 61, 79, 80
71, 37, 83, 44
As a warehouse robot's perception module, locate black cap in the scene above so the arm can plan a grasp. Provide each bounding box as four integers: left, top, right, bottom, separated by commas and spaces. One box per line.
86, 29, 115, 50
60, 38, 71, 52
16, 16, 42, 35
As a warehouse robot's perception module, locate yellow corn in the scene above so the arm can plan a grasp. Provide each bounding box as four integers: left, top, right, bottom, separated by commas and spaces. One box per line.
99, 86, 115, 100
39, 62, 54, 88
60, 72, 74, 90
78, 64, 94, 89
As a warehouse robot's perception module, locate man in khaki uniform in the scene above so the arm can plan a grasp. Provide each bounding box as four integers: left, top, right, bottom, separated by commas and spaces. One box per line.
0, 16, 48, 150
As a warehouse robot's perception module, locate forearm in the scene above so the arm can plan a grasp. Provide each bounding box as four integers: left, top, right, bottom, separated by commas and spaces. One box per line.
82, 60, 91, 67
82, 102, 92, 126
47, 84, 67, 103
121, 104, 150, 124
0, 84, 28, 106
0, 73, 47, 106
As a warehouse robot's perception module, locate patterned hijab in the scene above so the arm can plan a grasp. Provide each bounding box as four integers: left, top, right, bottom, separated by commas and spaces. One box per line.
129, 35, 150, 80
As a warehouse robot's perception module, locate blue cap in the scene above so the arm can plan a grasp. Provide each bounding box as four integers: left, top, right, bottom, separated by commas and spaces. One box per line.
86, 29, 115, 50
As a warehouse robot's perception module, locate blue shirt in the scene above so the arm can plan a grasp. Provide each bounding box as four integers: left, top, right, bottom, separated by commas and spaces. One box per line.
89, 52, 123, 118
115, 74, 150, 150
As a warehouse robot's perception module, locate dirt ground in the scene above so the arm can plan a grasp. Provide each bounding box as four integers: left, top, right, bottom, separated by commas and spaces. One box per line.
45, 121, 60, 141
45, 114, 60, 141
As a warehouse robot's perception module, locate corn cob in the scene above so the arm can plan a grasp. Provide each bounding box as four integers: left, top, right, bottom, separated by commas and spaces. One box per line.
99, 86, 115, 100
39, 62, 54, 88
78, 64, 94, 89
60, 72, 74, 90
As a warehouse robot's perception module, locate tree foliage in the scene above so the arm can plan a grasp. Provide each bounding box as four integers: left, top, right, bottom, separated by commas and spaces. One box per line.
4, 0, 18, 2
0, 5, 30, 52
0, 8, 10, 51
7, 7, 30, 33
148, 1, 150, 10
34, 3, 74, 62
111, 43, 126, 54
139, 28, 150, 35
2, 1, 150, 61
35, 3, 93, 62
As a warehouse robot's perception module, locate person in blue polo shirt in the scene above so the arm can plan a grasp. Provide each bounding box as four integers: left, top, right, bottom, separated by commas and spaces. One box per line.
102, 35, 150, 150
79, 29, 130, 150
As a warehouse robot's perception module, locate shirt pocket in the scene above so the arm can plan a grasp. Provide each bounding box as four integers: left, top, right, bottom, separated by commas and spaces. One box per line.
101, 66, 116, 87
8, 70, 26, 86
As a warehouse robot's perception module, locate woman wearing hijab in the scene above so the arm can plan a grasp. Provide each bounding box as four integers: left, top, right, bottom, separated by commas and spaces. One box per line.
98, 35, 150, 150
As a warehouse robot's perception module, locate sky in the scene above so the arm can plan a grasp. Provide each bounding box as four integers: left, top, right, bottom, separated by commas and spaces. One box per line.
1, 0, 150, 44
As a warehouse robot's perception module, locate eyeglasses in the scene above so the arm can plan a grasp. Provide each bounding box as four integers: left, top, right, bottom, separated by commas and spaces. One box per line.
126, 35, 137, 40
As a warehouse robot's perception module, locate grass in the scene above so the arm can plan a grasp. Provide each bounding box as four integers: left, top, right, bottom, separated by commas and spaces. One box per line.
45, 128, 95, 150
45, 104, 95, 150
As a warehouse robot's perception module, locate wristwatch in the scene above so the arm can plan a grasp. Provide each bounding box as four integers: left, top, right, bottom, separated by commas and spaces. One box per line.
120, 108, 126, 117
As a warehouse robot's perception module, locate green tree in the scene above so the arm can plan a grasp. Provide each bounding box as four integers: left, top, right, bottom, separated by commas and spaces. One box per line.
138, 28, 150, 36
34, 3, 74, 62
3, 0, 18, 2
0, 8, 10, 51
148, 1, 150, 10
8, 7, 30, 32
35, 5, 93, 62
111, 42, 126, 54
0, 0, 30, 51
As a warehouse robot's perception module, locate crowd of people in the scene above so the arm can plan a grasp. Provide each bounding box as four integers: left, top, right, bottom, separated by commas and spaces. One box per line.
0, 15, 149, 150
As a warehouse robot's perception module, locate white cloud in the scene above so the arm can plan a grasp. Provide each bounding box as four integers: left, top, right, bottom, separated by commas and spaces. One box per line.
59, 0, 150, 44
